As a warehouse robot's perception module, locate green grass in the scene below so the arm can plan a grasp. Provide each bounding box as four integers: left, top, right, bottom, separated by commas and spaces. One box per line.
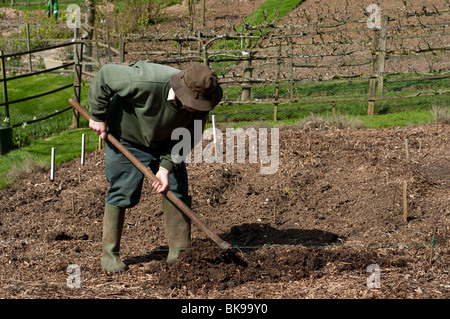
0, 128, 100, 189
210, 99, 441, 128
0, 72, 88, 147
0, 71, 91, 189
213, 0, 304, 53
2, 73, 75, 122
358, 110, 434, 128
245, 0, 305, 26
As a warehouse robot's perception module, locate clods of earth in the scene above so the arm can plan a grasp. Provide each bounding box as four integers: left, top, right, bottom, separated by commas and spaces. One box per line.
0, 124, 449, 298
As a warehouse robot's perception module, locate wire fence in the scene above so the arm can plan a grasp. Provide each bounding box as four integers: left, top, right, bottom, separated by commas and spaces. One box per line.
0, 35, 81, 150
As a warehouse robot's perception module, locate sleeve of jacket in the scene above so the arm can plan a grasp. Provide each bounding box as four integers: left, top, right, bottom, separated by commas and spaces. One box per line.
158, 111, 210, 173
87, 64, 135, 122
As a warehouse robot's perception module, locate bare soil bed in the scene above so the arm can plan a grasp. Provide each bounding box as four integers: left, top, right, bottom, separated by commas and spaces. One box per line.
0, 124, 448, 299
0, 0, 448, 302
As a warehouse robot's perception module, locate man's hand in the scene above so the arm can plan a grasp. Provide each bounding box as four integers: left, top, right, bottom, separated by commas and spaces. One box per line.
153, 167, 170, 195
89, 119, 108, 140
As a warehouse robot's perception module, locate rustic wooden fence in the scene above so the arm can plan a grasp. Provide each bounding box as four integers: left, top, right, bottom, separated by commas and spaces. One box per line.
0, 41, 82, 127
78, 5, 449, 119
0, 39, 83, 153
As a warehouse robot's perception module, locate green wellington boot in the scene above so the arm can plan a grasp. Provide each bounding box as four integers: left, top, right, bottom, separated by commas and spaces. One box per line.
163, 196, 192, 263
101, 203, 128, 273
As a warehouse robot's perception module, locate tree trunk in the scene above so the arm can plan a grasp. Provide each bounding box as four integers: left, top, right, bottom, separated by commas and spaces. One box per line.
84, 0, 95, 72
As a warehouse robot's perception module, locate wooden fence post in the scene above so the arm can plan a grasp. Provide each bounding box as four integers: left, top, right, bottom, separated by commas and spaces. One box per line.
403, 181, 408, 222
119, 34, 125, 63
202, 43, 209, 66
105, 26, 113, 62
85, 0, 95, 70
188, 0, 194, 32
368, 28, 380, 116
198, 31, 209, 66
0, 51, 9, 126
377, 15, 388, 94
72, 28, 82, 129
26, 23, 32, 72
289, 26, 294, 102
202, 0, 206, 27
0, 49, 13, 155
241, 35, 252, 101
0, 50, 13, 154
273, 37, 282, 122
94, 27, 101, 66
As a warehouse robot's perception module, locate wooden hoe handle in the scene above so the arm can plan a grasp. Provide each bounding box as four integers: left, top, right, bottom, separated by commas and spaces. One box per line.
68, 98, 231, 250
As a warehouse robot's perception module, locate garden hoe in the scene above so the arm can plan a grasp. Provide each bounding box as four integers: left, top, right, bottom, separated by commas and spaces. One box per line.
68, 98, 232, 251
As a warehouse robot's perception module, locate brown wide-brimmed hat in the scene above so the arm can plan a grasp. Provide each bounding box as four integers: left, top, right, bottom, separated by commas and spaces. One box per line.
170, 64, 223, 111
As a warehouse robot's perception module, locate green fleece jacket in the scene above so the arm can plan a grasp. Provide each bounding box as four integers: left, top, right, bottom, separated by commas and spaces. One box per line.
88, 61, 209, 172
